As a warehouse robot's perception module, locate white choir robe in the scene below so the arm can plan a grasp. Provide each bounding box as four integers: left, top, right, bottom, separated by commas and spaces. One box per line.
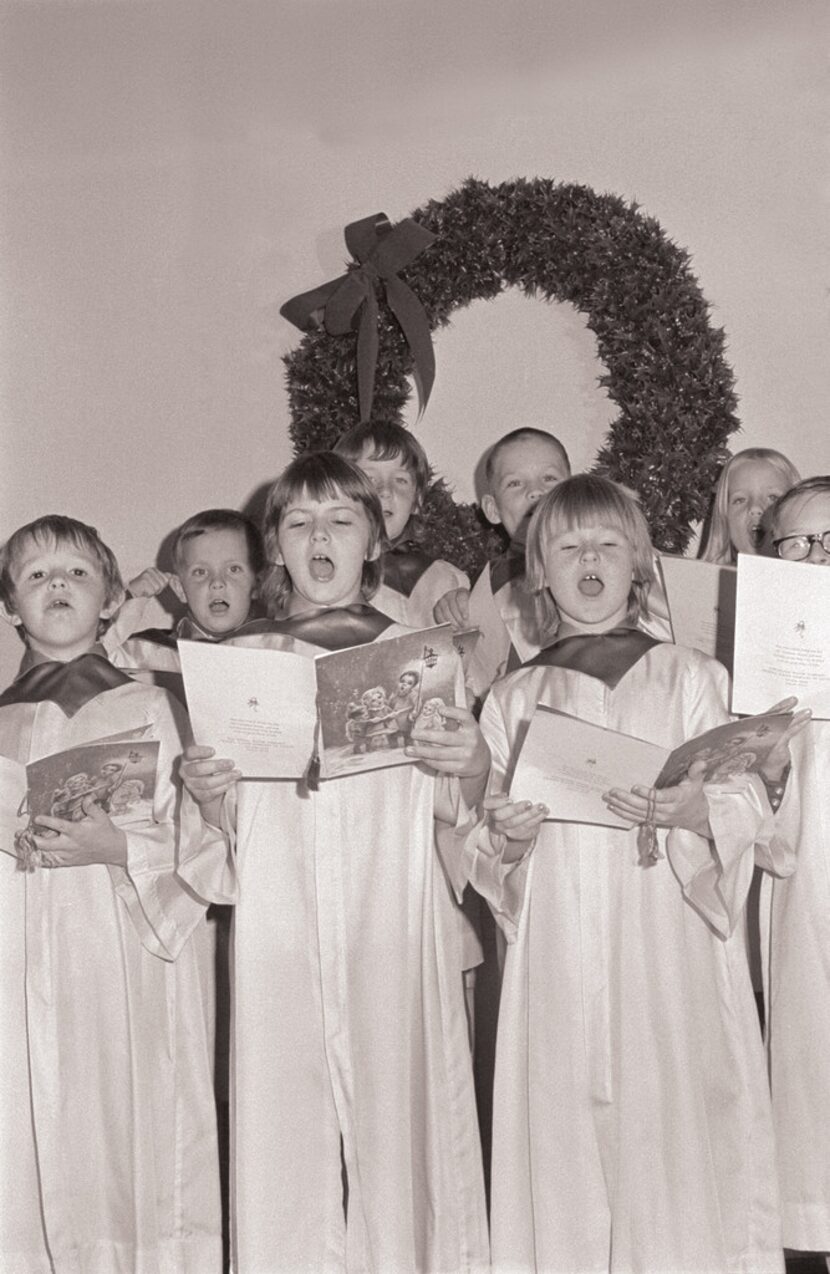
373, 557, 468, 630
759, 720, 830, 1252
466, 642, 783, 1274
0, 680, 222, 1274
178, 622, 489, 1274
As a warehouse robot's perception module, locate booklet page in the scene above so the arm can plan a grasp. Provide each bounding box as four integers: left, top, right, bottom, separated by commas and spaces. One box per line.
180, 640, 317, 779
732, 555, 830, 718
314, 625, 460, 779
511, 707, 669, 828
659, 555, 736, 670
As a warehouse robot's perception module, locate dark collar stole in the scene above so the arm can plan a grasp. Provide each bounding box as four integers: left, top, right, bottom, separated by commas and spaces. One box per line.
489, 543, 526, 594
382, 541, 435, 598
526, 628, 660, 690
266, 604, 394, 652
0, 651, 133, 717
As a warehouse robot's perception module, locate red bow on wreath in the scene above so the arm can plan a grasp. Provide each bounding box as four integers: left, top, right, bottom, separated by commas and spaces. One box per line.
281, 212, 436, 423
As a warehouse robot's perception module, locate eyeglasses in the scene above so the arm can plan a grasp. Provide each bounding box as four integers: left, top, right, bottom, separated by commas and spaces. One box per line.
773, 530, 830, 561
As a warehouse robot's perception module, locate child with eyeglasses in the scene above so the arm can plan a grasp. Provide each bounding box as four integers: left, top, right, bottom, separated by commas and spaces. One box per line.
760, 476, 830, 1262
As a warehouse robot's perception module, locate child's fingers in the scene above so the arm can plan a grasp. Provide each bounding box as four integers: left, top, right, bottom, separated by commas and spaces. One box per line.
433, 588, 470, 628
494, 801, 548, 832
32, 831, 75, 853
483, 793, 511, 813
33, 813, 74, 835
183, 744, 216, 763
181, 756, 235, 779
781, 708, 812, 741
761, 696, 798, 715
188, 771, 240, 795
602, 789, 650, 821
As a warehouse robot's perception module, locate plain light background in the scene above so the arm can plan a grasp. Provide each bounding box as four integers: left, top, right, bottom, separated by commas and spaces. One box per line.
1, 0, 828, 683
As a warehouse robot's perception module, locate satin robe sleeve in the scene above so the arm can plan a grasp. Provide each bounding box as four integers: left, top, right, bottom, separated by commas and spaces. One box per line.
177, 785, 239, 905
444, 678, 534, 943
106, 690, 213, 959
752, 724, 811, 881
102, 595, 162, 653
666, 650, 776, 939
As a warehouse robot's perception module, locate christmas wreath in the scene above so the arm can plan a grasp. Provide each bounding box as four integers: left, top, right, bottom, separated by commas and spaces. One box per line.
282, 176, 739, 575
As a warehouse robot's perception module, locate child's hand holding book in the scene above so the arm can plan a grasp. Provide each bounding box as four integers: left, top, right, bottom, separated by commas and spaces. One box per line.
31, 796, 129, 868
484, 793, 548, 862
180, 744, 241, 830
603, 759, 712, 839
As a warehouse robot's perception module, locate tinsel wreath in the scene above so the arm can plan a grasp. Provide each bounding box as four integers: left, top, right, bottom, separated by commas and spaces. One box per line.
283, 177, 739, 576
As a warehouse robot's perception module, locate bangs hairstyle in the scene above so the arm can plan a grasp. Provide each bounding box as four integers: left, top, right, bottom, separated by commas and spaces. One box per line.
172, 508, 266, 576
333, 421, 431, 498
699, 448, 801, 564
484, 428, 571, 489
769, 475, 830, 539
0, 515, 124, 635
260, 452, 387, 614
525, 475, 655, 638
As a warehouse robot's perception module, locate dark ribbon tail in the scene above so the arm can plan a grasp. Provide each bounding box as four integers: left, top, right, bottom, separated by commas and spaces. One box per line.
384, 275, 435, 415
356, 292, 379, 421
324, 271, 372, 336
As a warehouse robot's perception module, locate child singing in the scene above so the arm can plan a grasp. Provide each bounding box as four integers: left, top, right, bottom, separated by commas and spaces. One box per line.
0, 516, 221, 1273
699, 446, 800, 563
179, 453, 490, 1274
334, 419, 469, 627
467, 475, 798, 1274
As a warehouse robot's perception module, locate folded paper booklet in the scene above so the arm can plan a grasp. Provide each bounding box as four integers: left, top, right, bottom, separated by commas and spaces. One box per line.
1, 727, 159, 865
732, 553, 830, 719
180, 624, 461, 780
659, 555, 737, 670
451, 628, 481, 674
511, 705, 793, 828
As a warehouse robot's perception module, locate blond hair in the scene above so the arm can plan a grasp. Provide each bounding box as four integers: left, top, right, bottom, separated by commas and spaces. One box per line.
525, 475, 654, 639
699, 448, 800, 564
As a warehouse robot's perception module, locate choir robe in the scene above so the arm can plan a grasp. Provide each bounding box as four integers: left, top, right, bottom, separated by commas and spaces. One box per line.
0, 673, 222, 1274
466, 547, 672, 700
759, 720, 830, 1251
178, 607, 489, 1274
372, 542, 468, 630
466, 640, 782, 1274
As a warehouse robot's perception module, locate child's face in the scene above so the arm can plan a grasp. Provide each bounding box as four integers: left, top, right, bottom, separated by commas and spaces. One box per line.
726, 459, 789, 556
6, 534, 117, 662
172, 528, 257, 634
543, 521, 635, 633
773, 490, 830, 566
355, 449, 418, 542
482, 436, 571, 543
276, 489, 379, 614
398, 672, 418, 692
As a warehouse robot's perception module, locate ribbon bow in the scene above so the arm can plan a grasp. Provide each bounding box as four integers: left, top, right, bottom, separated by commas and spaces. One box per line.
281, 212, 436, 422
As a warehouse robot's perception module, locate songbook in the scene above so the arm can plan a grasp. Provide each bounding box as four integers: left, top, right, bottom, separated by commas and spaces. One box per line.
659, 555, 737, 670
511, 705, 793, 828
1, 727, 159, 866
179, 624, 462, 780
731, 554, 830, 719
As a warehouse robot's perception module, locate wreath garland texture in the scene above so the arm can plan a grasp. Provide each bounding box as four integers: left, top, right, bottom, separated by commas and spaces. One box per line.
283, 177, 739, 576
